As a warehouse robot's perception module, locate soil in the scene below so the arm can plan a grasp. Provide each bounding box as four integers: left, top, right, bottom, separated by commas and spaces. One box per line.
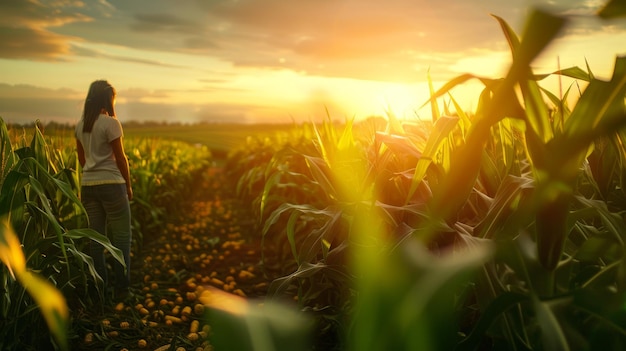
70, 168, 290, 351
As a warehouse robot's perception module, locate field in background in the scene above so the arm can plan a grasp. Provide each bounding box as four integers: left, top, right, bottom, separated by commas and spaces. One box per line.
8, 122, 314, 159
124, 123, 307, 156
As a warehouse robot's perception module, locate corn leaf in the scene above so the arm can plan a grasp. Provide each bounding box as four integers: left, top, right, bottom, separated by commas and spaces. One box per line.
0, 218, 68, 350
303, 155, 338, 199
573, 287, 626, 337
427, 68, 441, 123
351, 240, 493, 351
375, 132, 422, 159
337, 117, 355, 151
491, 14, 521, 56
65, 228, 127, 269
534, 66, 592, 82
457, 291, 529, 351
474, 175, 534, 239
420, 73, 498, 110
18, 271, 68, 350
0, 118, 16, 182
563, 56, 626, 140
406, 116, 459, 203
260, 171, 282, 220
268, 261, 351, 299
201, 287, 313, 351
286, 210, 301, 264
520, 72, 554, 143
534, 296, 570, 351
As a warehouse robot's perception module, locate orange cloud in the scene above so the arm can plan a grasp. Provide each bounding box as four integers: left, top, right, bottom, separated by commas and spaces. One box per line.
0, 0, 91, 60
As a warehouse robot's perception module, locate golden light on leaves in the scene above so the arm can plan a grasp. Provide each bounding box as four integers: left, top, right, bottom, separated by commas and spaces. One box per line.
0, 219, 25, 279
198, 286, 248, 316
0, 218, 69, 350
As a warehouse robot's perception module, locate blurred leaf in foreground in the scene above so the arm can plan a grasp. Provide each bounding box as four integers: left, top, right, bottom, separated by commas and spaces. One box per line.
0, 218, 68, 350
200, 286, 313, 351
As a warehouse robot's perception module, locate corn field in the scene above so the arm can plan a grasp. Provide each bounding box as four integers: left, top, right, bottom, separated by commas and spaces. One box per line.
1, 3, 626, 351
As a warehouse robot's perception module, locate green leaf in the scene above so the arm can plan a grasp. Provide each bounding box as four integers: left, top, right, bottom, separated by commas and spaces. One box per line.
563, 56, 626, 141
19, 271, 69, 350
534, 66, 592, 82
406, 116, 459, 203
491, 14, 521, 56
575, 232, 620, 262
0, 118, 16, 182
260, 170, 282, 219
375, 132, 423, 159
0, 218, 68, 350
457, 292, 529, 351
574, 287, 626, 337
202, 287, 313, 351
427, 68, 441, 122
268, 261, 350, 298
474, 175, 534, 239
420, 73, 498, 110
0, 170, 29, 224
303, 155, 337, 199
337, 117, 355, 151
30, 125, 56, 174
65, 228, 126, 269
448, 92, 472, 138
520, 71, 554, 143
534, 296, 571, 351
513, 10, 567, 74
286, 209, 301, 264
312, 122, 330, 167
535, 186, 572, 272
351, 240, 494, 351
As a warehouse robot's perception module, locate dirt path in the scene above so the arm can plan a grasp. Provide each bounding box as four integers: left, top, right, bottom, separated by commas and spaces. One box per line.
72, 168, 281, 351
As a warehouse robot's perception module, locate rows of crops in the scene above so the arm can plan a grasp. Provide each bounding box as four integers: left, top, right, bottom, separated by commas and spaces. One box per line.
0, 117, 222, 348
224, 8, 626, 351
1, 4, 626, 351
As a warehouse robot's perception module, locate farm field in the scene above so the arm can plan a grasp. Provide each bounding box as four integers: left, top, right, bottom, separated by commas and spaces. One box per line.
0, 123, 322, 351
123, 123, 307, 157
1, 5, 626, 351
71, 169, 298, 351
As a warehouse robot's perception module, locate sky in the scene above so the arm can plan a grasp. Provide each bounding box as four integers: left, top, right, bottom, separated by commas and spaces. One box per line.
0, 0, 625, 125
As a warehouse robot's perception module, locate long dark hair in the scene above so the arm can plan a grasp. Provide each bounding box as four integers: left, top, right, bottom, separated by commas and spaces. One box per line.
81, 80, 116, 133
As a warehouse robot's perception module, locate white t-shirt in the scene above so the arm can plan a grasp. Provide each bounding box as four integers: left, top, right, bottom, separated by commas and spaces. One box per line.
75, 114, 126, 186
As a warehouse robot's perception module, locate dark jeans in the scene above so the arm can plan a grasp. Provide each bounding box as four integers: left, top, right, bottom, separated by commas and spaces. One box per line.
81, 183, 131, 292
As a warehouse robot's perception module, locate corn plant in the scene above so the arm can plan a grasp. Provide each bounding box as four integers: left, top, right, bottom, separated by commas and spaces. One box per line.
419, 9, 626, 349
0, 118, 125, 350
224, 2, 626, 350
32, 132, 214, 252
125, 138, 212, 250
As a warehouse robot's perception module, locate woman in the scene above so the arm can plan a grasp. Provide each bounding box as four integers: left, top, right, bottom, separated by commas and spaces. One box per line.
75, 80, 133, 300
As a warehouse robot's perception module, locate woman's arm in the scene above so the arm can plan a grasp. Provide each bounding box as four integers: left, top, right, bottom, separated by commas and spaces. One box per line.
76, 139, 86, 168
111, 137, 133, 201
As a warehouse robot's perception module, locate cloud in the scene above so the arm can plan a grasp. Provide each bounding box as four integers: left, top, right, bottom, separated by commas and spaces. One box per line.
130, 13, 203, 34
0, 83, 83, 124
188, 0, 519, 80
71, 45, 188, 68
0, 83, 288, 125
115, 100, 290, 124
3, 0, 625, 86
0, 26, 74, 60
2, 0, 525, 81
0, 0, 92, 60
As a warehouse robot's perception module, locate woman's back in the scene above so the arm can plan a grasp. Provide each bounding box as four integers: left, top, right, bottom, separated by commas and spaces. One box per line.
75, 114, 125, 185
